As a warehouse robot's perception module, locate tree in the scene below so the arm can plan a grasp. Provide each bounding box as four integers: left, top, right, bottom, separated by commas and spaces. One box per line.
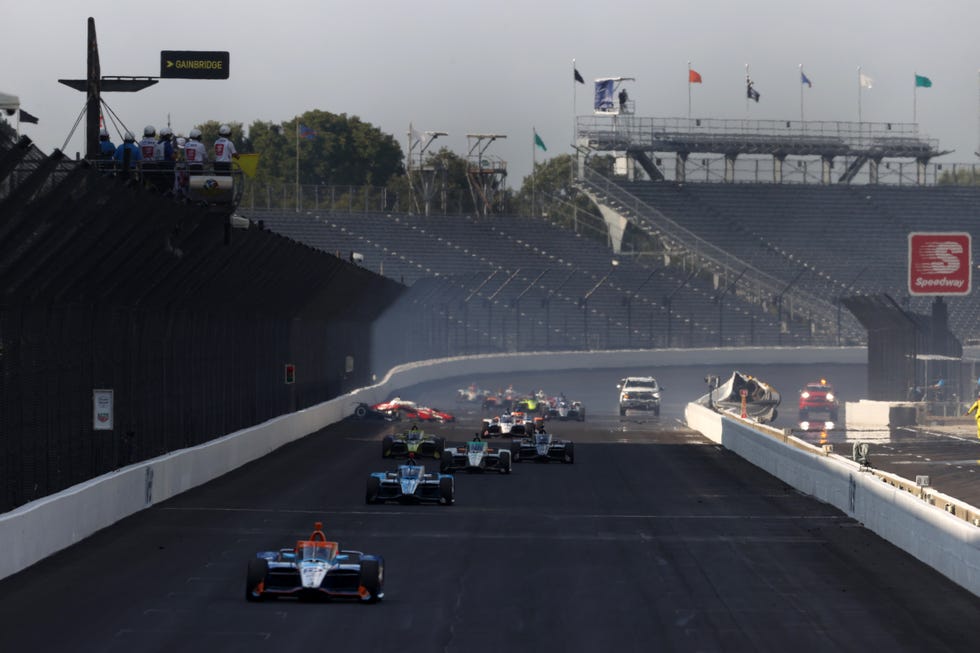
197, 110, 405, 192
513, 154, 609, 240
938, 167, 979, 186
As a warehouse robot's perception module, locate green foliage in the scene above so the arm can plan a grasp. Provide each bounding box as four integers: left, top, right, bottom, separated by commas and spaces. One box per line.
194, 110, 404, 191
937, 167, 980, 186
513, 154, 609, 239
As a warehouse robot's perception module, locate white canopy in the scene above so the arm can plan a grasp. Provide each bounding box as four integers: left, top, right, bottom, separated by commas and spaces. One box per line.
0, 91, 20, 112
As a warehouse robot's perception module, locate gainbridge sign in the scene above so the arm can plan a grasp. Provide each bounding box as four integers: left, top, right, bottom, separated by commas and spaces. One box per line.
160, 51, 230, 79
908, 232, 972, 296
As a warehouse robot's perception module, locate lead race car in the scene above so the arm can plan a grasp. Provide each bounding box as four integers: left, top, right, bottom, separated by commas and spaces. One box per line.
245, 521, 384, 603
441, 438, 512, 474
366, 456, 454, 505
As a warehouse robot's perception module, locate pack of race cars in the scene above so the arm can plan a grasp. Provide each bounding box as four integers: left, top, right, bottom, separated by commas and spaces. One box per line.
245, 387, 580, 604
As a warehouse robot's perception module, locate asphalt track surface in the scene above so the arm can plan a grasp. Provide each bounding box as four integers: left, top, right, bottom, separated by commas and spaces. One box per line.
1, 364, 978, 652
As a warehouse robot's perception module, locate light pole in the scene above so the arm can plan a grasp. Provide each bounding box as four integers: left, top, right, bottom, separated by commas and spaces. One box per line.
837, 265, 867, 346
623, 265, 663, 348
664, 270, 697, 348
775, 268, 806, 346
714, 267, 747, 347
581, 271, 612, 350
513, 269, 548, 351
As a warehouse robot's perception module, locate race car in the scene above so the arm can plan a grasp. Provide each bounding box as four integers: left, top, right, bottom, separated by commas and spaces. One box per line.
441, 439, 512, 474
245, 521, 384, 603
382, 426, 446, 459
798, 379, 839, 422
509, 411, 531, 436
548, 396, 586, 421
366, 458, 454, 505
512, 430, 575, 464
354, 398, 455, 423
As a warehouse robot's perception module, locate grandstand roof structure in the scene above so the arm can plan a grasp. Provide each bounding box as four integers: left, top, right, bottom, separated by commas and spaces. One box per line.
577, 115, 946, 184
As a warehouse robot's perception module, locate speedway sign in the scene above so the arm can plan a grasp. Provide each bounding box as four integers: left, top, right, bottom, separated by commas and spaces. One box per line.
160, 51, 230, 79
908, 232, 972, 296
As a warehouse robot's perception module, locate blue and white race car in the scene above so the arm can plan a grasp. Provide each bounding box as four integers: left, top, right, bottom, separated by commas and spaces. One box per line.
366, 459, 454, 505
245, 521, 384, 603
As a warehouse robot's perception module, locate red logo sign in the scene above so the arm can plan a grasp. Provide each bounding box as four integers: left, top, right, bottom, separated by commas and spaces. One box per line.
908, 232, 972, 295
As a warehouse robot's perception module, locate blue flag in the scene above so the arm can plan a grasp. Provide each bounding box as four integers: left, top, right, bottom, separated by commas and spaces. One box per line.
801, 71, 812, 88
299, 124, 316, 140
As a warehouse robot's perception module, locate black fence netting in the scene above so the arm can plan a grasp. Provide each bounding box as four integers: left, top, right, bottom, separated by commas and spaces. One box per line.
0, 135, 403, 511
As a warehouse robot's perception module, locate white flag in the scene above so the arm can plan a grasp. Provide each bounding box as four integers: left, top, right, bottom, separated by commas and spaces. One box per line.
859, 73, 874, 89
410, 127, 423, 150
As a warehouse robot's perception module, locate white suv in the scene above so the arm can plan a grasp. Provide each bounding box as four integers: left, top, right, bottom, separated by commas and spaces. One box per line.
617, 376, 662, 416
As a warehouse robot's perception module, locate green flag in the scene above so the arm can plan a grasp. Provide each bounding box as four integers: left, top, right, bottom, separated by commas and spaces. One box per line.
534, 130, 547, 152
915, 74, 932, 88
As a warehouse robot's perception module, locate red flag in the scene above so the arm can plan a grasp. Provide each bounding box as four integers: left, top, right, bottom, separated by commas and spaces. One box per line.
689, 69, 703, 84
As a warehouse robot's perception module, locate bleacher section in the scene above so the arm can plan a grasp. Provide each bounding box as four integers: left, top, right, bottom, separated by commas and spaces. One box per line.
251, 208, 799, 367
606, 181, 980, 342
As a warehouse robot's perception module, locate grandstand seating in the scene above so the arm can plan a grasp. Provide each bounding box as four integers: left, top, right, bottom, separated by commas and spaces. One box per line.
253, 205, 799, 363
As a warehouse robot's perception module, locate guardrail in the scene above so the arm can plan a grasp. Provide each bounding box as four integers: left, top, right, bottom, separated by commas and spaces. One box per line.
685, 401, 980, 596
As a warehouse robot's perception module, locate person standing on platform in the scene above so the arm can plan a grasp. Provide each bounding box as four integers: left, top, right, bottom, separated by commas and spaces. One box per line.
213, 124, 238, 172
183, 128, 208, 170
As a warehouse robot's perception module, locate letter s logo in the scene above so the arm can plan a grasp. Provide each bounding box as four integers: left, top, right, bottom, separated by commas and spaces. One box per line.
916, 241, 962, 274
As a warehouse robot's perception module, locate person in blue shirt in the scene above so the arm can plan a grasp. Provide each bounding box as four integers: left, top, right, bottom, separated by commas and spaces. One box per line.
98, 128, 116, 158
113, 131, 142, 170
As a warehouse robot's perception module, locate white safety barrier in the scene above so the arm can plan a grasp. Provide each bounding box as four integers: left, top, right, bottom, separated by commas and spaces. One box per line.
0, 346, 860, 580
685, 401, 980, 597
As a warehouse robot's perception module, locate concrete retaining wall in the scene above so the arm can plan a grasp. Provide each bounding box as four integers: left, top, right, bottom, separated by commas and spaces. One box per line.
1, 346, 861, 581
685, 401, 980, 596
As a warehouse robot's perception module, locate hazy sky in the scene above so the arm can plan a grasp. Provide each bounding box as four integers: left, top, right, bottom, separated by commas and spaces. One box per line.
3, 0, 978, 185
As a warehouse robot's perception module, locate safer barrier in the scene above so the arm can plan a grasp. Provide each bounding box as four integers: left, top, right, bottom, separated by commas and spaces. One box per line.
1, 346, 862, 581
685, 401, 980, 597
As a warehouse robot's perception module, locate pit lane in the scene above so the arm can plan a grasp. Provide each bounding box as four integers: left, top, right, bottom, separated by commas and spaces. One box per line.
0, 364, 977, 652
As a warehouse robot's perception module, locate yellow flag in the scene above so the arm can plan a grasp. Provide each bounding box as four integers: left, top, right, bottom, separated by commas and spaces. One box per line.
233, 153, 260, 178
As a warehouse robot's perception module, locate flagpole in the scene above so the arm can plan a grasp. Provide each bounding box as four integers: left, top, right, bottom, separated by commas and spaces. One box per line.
799, 64, 804, 124
745, 63, 750, 116
572, 59, 577, 186
688, 61, 692, 127
857, 66, 862, 124
913, 71, 918, 124
295, 118, 299, 212
532, 126, 537, 218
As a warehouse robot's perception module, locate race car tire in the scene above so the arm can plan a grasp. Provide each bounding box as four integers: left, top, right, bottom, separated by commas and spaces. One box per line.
359, 557, 384, 604
799, 409, 808, 421
365, 476, 381, 504
510, 441, 521, 462
354, 404, 368, 419
245, 557, 269, 602
381, 435, 394, 458
440, 453, 455, 474
619, 406, 626, 416
654, 406, 660, 417
434, 438, 446, 457
830, 410, 839, 422
439, 477, 454, 505
563, 442, 575, 464
499, 449, 512, 474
